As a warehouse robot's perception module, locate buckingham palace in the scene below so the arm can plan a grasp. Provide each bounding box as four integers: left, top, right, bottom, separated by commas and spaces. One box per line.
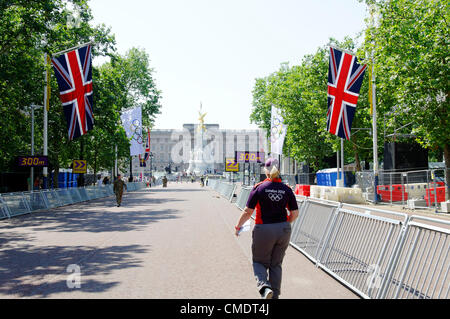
129, 124, 268, 175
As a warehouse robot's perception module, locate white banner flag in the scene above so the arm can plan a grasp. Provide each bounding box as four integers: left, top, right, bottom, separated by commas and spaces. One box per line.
270, 105, 287, 156
120, 106, 144, 156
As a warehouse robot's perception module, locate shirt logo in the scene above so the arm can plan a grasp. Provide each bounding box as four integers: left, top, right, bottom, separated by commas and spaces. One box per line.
268, 193, 283, 201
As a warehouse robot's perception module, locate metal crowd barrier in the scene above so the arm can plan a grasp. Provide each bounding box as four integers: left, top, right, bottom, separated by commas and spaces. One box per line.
0, 195, 11, 219
235, 187, 252, 210
127, 183, 137, 192
56, 188, 74, 206
379, 215, 449, 299
0, 192, 31, 217
315, 207, 408, 299
207, 180, 236, 202
41, 189, 62, 208
290, 200, 341, 263
23, 191, 48, 211
230, 185, 449, 299
0, 182, 147, 220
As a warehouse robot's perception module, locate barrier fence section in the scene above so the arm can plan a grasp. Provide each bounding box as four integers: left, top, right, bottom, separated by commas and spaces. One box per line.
235, 187, 252, 210
229, 185, 449, 299
290, 200, 341, 264
379, 215, 449, 299
212, 181, 236, 202
357, 169, 449, 210
315, 206, 408, 299
0, 182, 147, 220
208, 180, 236, 202
0, 195, 11, 219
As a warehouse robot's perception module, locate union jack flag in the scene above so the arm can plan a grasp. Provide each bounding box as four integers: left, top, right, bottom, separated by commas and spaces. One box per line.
327, 47, 366, 140
139, 128, 151, 167
51, 45, 94, 140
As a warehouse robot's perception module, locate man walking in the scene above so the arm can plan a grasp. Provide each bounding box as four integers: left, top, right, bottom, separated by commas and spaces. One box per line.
113, 174, 127, 207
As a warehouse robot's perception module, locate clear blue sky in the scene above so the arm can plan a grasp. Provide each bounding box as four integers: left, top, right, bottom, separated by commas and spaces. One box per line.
89, 0, 369, 130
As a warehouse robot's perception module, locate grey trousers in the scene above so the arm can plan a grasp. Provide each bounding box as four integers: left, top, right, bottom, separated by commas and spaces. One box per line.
252, 221, 291, 298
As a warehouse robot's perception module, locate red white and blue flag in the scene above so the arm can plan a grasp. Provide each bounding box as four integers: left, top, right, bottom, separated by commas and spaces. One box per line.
327, 47, 366, 140
139, 128, 151, 167
51, 45, 94, 140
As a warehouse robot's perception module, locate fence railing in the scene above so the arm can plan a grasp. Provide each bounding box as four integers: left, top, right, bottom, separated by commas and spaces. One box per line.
230, 185, 449, 299
0, 182, 147, 220
235, 187, 252, 210
379, 215, 450, 299
356, 169, 450, 210
207, 180, 237, 202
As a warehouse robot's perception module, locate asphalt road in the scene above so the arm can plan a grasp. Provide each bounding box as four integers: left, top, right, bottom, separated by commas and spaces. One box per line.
0, 182, 357, 299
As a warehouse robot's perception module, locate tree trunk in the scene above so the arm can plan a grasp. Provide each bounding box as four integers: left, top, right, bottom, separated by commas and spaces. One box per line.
79, 138, 85, 187
53, 165, 59, 189
351, 134, 362, 172
93, 148, 97, 178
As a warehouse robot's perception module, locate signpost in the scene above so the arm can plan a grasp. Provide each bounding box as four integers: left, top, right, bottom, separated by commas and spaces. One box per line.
72, 160, 87, 174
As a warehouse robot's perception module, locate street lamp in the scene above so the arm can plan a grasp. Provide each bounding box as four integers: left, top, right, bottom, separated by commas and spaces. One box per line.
149, 152, 154, 184
30, 104, 43, 190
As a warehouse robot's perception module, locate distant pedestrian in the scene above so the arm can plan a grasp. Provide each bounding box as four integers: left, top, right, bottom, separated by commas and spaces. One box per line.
234, 158, 299, 299
113, 174, 127, 207
97, 175, 102, 187
33, 177, 40, 191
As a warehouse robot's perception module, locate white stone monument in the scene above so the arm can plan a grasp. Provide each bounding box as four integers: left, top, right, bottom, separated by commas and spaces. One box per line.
186, 103, 215, 175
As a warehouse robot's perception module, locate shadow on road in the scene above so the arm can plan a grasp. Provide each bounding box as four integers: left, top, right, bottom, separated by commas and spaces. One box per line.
0, 244, 148, 298
0, 190, 182, 234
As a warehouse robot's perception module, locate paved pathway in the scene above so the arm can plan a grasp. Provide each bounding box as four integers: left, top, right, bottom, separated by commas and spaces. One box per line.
0, 183, 357, 299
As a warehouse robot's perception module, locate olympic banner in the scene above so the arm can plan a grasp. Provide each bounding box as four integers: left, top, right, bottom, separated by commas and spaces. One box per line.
120, 106, 144, 156
270, 105, 287, 155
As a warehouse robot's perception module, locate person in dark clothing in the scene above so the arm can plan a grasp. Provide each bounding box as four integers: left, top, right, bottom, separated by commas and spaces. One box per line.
113, 174, 127, 207
234, 158, 299, 299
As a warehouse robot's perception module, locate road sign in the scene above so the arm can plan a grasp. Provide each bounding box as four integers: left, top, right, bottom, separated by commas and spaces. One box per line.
17, 156, 48, 167
73, 159, 87, 174
235, 151, 265, 163
225, 158, 239, 172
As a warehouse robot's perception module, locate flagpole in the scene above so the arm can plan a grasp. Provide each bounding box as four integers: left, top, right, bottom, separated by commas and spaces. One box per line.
114, 144, 118, 179
336, 140, 340, 186
370, 4, 379, 203
341, 138, 344, 186
43, 53, 49, 189
51, 41, 94, 57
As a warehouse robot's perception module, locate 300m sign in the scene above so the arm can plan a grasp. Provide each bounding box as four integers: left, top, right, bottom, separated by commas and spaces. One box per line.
17, 156, 48, 167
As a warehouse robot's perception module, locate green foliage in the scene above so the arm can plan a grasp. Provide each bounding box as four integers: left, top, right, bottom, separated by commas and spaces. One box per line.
361, 0, 449, 175
251, 0, 448, 173
0, 0, 161, 180
250, 38, 374, 171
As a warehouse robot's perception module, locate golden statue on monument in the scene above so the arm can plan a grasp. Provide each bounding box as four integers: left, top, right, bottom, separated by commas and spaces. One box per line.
198, 102, 207, 132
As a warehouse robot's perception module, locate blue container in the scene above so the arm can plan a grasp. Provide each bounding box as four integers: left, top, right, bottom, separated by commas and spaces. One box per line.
72, 173, 78, 188
316, 168, 354, 187
58, 172, 67, 188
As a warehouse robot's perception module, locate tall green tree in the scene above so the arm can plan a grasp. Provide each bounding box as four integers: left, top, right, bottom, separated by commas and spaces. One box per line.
0, 1, 163, 189
250, 37, 373, 171
361, 0, 449, 186
84, 48, 162, 177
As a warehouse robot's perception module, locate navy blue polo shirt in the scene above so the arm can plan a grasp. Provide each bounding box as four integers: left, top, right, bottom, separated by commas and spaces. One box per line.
246, 178, 298, 224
